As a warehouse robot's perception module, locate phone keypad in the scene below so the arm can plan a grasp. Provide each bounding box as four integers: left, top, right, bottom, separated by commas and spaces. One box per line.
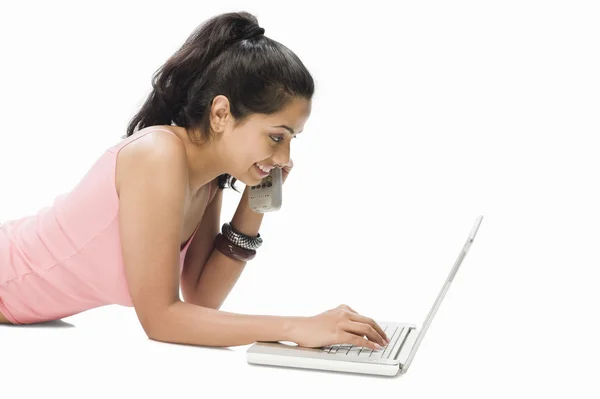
251, 175, 273, 190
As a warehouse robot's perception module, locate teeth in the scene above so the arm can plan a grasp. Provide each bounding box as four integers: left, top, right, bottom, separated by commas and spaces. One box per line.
255, 163, 272, 173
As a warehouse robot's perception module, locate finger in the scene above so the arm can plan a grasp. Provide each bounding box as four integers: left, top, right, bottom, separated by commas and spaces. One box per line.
281, 158, 293, 172
348, 313, 389, 343
341, 332, 381, 351
343, 320, 387, 347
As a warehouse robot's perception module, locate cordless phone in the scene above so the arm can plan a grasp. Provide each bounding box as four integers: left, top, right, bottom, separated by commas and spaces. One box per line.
249, 167, 283, 212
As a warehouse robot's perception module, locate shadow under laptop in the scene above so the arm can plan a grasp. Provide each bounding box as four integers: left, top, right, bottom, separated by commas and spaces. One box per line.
247, 363, 404, 379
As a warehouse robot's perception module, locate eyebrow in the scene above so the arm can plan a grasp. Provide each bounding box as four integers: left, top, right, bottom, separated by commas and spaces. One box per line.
272, 125, 296, 134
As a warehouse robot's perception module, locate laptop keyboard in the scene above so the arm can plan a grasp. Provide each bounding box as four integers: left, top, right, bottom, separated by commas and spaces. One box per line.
321, 324, 408, 359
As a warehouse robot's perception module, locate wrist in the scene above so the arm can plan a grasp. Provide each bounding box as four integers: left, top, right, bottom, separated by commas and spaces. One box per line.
283, 316, 306, 342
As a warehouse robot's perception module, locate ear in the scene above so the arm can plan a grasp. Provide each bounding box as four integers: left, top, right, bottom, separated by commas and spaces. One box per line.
209, 95, 232, 133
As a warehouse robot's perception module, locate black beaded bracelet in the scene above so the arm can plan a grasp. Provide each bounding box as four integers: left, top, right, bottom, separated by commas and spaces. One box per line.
221, 222, 263, 250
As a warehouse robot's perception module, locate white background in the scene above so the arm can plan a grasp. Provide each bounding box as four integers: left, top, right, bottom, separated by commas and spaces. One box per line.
1, 0, 599, 397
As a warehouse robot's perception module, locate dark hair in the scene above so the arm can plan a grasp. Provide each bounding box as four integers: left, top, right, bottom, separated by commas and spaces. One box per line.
125, 11, 315, 190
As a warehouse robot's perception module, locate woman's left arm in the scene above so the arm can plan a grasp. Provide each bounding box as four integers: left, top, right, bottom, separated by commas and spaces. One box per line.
183, 186, 263, 310
181, 161, 292, 309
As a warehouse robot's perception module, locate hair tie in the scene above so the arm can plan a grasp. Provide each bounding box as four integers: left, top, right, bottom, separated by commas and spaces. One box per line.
244, 26, 265, 40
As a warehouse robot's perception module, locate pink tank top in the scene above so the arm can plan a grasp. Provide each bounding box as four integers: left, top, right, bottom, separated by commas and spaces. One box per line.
0, 127, 211, 324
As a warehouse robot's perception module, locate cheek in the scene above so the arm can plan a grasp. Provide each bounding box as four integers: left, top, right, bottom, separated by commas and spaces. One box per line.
230, 138, 267, 170
230, 127, 275, 165
244, 138, 272, 162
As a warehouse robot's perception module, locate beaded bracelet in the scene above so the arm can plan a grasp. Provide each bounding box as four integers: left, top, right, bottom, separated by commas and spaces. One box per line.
214, 233, 256, 262
221, 222, 263, 250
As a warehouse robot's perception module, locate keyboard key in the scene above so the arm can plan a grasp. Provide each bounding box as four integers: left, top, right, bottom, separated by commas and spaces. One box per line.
385, 326, 398, 341
385, 327, 410, 358
347, 346, 362, 355
382, 327, 402, 358
358, 348, 373, 357
336, 347, 350, 355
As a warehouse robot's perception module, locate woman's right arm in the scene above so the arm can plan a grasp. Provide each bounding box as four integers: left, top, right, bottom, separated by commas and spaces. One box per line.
116, 131, 299, 346
116, 131, 388, 349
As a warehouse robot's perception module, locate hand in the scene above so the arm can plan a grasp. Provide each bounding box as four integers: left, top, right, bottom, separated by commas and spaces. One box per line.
288, 304, 390, 350
281, 158, 293, 184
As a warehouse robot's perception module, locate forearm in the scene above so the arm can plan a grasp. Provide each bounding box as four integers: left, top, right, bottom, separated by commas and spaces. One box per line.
230, 185, 264, 236
190, 249, 247, 310
149, 300, 300, 347
188, 186, 264, 309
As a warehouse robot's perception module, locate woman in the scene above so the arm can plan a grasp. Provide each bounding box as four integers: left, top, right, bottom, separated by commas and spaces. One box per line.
0, 11, 390, 351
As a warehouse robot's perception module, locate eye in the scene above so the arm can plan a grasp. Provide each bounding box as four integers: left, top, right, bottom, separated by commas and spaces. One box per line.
269, 135, 284, 143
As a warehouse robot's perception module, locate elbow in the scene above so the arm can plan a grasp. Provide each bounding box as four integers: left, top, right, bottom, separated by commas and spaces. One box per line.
140, 314, 164, 342
146, 328, 169, 343
143, 320, 162, 342
136, 303, 176, 342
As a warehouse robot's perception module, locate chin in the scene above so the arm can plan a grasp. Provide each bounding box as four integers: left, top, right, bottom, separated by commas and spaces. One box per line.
230, 172, 261, 187
246, 176, 264, 186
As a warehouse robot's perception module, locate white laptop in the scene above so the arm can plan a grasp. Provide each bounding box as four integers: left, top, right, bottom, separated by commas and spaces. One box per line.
246, 215, 484, 376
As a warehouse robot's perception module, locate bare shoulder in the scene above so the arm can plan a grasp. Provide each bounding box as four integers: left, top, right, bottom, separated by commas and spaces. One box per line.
115, 129, 189, 198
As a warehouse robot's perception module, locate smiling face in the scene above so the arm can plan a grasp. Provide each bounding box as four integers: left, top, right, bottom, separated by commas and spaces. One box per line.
210, 95, 312, 186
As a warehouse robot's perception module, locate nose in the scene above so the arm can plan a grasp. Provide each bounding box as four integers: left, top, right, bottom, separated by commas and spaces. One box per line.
271, 140, 291, 168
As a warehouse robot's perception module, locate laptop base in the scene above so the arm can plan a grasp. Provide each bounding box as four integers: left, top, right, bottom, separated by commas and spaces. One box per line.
246, 322, 418, 377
